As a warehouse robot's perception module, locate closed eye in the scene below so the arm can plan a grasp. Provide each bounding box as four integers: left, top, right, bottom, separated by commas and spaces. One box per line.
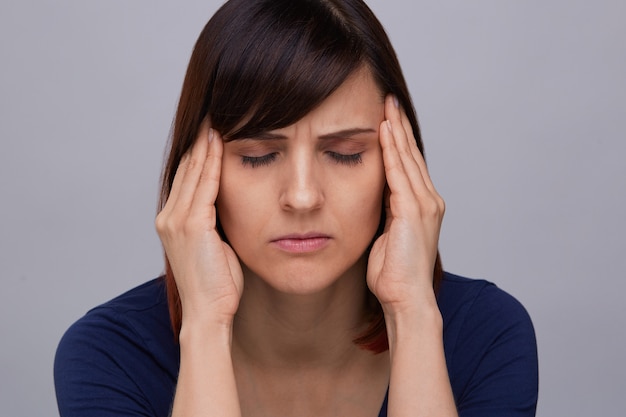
241, 153, 278, 168
327, 151, 363, 166
241, 151, 363, 168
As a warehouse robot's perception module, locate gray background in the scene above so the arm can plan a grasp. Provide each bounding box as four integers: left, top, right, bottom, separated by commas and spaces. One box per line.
1, 0, 624, 415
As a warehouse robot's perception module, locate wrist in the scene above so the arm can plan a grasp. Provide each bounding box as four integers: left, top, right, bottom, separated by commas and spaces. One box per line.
383, 300, 443, 349
379, 283, 439, 319
179, 314, 234, 349
383, 302, 442, 328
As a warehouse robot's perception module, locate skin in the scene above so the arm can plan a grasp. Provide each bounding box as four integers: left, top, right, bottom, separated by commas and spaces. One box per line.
217, 68, 386, 299
156, 68, 457, 417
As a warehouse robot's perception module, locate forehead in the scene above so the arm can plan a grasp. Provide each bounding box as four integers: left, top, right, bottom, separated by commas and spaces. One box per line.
291, 68, 385, 129
225, 67, 385, 141
323, 67, 384, 107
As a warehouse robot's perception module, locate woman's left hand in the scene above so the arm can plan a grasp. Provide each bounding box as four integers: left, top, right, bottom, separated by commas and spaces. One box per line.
367, 95, 445, 315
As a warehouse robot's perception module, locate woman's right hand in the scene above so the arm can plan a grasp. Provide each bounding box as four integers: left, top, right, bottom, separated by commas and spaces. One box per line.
155, 121, 243, 328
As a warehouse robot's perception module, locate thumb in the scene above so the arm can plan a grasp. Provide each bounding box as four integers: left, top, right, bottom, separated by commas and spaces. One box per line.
382, 185, 392, 232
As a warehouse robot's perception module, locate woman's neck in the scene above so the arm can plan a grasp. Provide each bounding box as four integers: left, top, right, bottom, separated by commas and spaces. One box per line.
232, 259, 371, 369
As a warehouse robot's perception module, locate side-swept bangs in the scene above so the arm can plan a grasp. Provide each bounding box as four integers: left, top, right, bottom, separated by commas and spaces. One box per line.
208, 1, 364, 139
160, 0, 444, 354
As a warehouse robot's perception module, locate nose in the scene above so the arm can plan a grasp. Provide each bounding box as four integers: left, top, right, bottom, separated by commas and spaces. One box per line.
279, 151, 324, 213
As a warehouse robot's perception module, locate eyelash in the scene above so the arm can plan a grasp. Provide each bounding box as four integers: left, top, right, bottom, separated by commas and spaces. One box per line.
240, 152, 363, 168
241, 153, 278, 168
327, 151, 363, 166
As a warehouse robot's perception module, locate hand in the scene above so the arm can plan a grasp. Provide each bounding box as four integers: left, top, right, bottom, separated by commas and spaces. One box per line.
155, 122, 243, 326
367, 96, 445, 315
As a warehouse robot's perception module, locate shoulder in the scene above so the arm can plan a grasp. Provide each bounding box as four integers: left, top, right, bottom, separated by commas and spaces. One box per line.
438, 272, 538, 416
57, 277, 174, 356
54, 278, 178, 417
438, 272, 533, 333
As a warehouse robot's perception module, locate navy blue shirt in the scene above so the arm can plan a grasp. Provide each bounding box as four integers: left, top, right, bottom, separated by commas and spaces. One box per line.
54, 272, 538, 416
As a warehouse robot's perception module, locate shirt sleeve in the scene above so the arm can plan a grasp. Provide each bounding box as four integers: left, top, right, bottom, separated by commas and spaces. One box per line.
54, 308, 171, 417
451, 284, 539, 417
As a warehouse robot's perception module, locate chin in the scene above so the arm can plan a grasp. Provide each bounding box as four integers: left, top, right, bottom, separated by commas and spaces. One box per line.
242, 257, 367, 297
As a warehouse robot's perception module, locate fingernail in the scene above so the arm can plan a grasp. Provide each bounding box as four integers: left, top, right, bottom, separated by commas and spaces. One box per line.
386, 120, 392, 131
208, 128, 214, 143
392, 95, 399, 108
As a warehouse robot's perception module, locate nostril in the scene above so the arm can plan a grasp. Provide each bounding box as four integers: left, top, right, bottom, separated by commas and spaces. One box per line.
278, 153, 325, 211
279, 178, 324, 211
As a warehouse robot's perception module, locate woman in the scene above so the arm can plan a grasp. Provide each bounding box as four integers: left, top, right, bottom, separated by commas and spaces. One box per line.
55, 0, 538, 416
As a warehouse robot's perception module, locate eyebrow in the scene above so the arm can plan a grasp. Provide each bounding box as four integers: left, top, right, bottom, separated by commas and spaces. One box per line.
319, 128, 377, 140
233, 127, 377, 141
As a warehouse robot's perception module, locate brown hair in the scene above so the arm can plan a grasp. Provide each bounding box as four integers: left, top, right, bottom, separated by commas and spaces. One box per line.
159, 0, 443, 353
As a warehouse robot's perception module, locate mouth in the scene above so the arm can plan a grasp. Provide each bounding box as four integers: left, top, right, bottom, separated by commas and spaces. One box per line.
270, 233, 332, 253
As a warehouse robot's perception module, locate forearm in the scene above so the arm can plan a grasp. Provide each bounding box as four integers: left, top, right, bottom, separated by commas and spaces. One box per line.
171, 320, 242, 417
385, 296, 458, 417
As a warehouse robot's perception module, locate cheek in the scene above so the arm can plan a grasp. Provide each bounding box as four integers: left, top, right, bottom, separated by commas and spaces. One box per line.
365, 174, 386, 228
216, 156, 278, 248
363, 148, 386, 202
340, 157, 386, 232
365, 153, 386, 231
216, 160, 256, 239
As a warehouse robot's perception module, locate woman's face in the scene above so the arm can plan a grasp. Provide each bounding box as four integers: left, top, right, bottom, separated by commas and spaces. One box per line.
217, 68, 386, 294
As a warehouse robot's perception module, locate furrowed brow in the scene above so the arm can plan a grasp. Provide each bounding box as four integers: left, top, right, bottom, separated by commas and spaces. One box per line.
318, 128, 377, 140
227, 132, 288, 142
228, 127, 377, 142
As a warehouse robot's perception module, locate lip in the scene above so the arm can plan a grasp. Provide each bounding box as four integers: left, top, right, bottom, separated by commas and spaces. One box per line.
270, 232, 332, 253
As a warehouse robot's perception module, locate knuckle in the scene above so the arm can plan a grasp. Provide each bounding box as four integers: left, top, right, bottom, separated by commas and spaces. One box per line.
158, 214, 184, 237
198, 169, 215, 187
186, 156, 200, 172
396, 140, 411, 155
182, 213, 210, 235
385, 160, 404, 176
155, 214, 165, 232
422, 198, 441, 217
155, 211, 171, 234
181, 217, 198, 235
206, 205, 217, 220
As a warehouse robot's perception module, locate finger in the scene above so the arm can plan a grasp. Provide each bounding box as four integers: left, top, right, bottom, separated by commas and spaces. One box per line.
397, 108, 438, 195
384, 96, 430, 197
170, 120, 211, 214
385, 96, 445, 213
379, 117, 416, 211
396, 101, 446, 213
382, 185, 392, 232
385, 95, 414, 158
188, 128, 223, 227
160, 152, 189, 216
